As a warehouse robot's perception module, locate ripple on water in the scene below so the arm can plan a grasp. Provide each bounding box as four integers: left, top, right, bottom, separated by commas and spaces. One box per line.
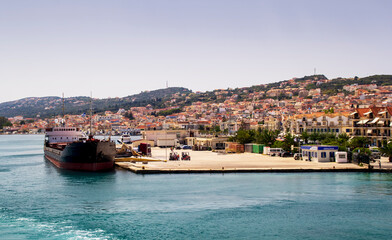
1, 135, 392, 239
0, 215, 112, 240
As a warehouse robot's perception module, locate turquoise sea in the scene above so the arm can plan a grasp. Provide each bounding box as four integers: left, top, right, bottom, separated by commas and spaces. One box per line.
0, 135, 391, 239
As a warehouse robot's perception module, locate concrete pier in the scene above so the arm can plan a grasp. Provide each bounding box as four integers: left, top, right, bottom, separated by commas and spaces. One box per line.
114, 147, 392, 174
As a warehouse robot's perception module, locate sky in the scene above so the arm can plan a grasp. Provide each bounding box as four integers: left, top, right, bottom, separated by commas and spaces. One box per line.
1, 0, 391, 103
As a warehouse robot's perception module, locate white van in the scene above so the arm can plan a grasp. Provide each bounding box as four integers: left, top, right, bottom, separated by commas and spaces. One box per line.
269, 148, 284, 156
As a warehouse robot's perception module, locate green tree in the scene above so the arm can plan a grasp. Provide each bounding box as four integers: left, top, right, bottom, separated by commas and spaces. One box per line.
309, 132, 320, 143
272, 140, 285, 149
305, 83, 317, 90
301, 131, 309, 144
320, 133, 337, 145
352, 147, 371, 164
380, 142, 392, 162
283, 133, 295, 152
232, 129, 256, 144
256, 129, 278, 146
323, 108, 335, 114
124, 111, 134, 120
271, 133, 295, 152
0, 116, 12, 129
337, 133, 350, 151
349, 137, 370, 149
156, 108, 182, 116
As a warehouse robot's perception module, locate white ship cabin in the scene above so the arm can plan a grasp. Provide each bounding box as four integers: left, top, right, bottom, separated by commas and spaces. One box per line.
45, 127, 85, 144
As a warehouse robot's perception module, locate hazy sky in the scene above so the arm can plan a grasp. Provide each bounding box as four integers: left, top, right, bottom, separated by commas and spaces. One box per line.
1, 0, 391, 103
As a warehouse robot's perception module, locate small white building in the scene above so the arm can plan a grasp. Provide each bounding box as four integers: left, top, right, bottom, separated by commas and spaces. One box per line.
335, 152, 348, 163
301, 145, 339, 162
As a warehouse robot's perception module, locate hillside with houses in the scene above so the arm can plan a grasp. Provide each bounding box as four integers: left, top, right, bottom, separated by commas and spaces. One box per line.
1, 74, 392, 156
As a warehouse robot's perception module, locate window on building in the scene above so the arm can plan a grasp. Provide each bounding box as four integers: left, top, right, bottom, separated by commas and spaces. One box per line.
321, 152, 326, 158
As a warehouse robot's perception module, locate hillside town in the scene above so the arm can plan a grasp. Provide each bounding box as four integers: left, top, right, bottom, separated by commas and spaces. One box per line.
1, 75, 392, 159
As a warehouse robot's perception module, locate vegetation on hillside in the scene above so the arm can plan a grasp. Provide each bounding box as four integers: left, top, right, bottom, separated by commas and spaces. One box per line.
306, 75, 392, 95
0, 87, 191, 118
154, 108, 182, 117
0, 116, 12, 129
1, 74, 391, 118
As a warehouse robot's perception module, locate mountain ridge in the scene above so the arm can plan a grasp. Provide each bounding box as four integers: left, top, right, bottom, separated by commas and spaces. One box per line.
0, 87, 191, 118
1, 74, 392, 118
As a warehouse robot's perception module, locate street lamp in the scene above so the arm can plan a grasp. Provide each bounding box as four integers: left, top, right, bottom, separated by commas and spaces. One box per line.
295, 137, 301, 153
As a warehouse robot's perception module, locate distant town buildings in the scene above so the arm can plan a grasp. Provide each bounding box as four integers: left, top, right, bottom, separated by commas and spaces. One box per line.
2, 76, 392, 147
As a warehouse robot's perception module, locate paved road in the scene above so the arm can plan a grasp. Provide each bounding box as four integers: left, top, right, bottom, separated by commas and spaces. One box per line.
370, 157, 392, 169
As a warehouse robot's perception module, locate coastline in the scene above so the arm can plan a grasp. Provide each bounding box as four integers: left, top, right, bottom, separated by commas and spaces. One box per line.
115, 147, 392, 174
114, 166, 392, 174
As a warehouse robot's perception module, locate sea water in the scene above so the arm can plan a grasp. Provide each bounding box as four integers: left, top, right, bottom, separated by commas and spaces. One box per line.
0, 135, 391, 239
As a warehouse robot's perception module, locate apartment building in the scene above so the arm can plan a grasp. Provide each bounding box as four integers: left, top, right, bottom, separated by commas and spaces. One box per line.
286, 106, 392, 147
286, 112, 351, 135
346, 106, 392, 146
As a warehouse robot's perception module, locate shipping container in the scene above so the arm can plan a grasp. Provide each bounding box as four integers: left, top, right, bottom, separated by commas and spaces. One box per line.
252, 144, 264, 154
245, 144, 253, 153
225, 142, 245, 153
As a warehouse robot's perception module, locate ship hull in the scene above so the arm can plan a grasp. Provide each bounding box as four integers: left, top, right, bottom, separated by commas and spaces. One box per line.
44, 141, 116, 172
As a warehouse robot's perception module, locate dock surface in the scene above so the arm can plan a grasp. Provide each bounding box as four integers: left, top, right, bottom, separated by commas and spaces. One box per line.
115, 148, 391, 174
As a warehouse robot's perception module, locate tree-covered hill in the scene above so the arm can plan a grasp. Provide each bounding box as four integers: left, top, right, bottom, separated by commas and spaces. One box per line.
306, 75, 392, 95
0, 87, 191, 118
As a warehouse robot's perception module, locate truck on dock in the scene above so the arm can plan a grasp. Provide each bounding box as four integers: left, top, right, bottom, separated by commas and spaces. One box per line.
157, 139, 179, 148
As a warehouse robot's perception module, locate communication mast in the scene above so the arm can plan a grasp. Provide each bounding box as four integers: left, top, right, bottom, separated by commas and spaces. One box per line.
89, 92, 93, 138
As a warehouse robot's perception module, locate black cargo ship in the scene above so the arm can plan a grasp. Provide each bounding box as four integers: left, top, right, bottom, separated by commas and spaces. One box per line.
44, 127, 116, 171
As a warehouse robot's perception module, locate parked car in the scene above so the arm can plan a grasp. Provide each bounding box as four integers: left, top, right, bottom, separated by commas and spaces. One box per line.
280, 151, 293, 157
169, 152, 180, 161
269, 148, 284, 156
369, 147, 381, 160
181, 152, 191, 160
182, 145, 192, 149
294, 153, 303, 160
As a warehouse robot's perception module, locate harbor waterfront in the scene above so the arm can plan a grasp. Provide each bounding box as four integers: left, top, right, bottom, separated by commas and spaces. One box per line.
1, 135, 392, 239
117, 147, 373, 174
